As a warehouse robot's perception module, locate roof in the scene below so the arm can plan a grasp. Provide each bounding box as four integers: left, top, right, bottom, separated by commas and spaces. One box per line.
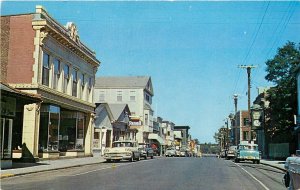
108, 104, 130, 121
1, 82, 41, 101
95, 76, 154, 96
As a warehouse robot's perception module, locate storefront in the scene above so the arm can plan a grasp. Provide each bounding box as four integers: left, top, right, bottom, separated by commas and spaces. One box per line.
38, 104, 88, 158
1, 83, 41, 168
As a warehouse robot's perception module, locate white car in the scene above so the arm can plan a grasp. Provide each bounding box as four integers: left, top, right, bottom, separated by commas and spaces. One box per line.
165, 148, 176, 157
104, 140, 141, 162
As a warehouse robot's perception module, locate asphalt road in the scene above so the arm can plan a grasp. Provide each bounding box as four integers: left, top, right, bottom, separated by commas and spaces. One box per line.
1, 157, 286, 190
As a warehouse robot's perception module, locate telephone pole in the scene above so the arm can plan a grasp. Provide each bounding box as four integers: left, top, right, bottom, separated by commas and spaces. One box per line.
239, 65, 257, 141
233, 94, 238, 145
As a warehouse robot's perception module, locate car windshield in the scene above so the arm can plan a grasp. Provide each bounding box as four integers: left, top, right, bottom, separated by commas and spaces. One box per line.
112, 142, 133, 147
239, 145, 258, 150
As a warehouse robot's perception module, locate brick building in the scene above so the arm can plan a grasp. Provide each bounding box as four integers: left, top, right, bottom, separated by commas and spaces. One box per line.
1, 6, 100, 159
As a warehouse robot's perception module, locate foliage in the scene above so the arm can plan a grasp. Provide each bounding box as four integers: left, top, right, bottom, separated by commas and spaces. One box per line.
264, 42, 300, 142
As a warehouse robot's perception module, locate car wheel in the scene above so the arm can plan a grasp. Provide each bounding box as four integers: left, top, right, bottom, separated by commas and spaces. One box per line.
130, 154, 134, 162
235, 158, 239, 163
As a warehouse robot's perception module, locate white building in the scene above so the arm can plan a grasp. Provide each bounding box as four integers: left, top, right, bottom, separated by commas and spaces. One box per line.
94, 76, 154, 143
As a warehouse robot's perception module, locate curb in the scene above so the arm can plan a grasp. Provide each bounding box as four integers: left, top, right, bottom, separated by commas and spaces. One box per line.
0, 160, 106, 179
260, 162, 286, 172
0, 174, 15, 179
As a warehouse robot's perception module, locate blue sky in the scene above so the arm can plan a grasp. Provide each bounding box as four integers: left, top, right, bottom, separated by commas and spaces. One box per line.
2, 1, 300, 143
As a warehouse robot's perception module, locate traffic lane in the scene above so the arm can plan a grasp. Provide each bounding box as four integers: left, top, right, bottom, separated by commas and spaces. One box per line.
235, 161, 286, 190
1, 157, 273, 190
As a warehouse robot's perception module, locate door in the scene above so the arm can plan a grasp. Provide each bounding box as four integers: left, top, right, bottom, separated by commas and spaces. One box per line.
0, 118, 13, 159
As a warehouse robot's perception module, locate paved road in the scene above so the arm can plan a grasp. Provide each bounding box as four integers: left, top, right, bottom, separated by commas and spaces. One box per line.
1, 157, 286, 190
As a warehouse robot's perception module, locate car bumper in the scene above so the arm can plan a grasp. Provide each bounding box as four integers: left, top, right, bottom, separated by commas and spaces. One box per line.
104, 153, 132, 160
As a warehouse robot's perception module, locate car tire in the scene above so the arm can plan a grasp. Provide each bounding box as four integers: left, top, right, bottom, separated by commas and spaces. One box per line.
235, 158, 239, 163
130, 155, 134, 162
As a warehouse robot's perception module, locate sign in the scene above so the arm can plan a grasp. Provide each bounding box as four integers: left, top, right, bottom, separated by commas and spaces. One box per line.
129, 121, 142, 126
252, 112, 260, 120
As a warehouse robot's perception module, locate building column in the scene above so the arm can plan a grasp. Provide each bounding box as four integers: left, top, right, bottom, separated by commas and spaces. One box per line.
84, 113, 93, 156
22, 103, 40, 161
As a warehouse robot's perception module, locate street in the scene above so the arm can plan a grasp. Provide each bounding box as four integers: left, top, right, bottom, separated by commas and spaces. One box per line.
1, 157, 286, 190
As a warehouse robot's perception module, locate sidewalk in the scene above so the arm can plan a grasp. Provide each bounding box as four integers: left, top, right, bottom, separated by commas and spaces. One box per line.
0, 156, 106, 179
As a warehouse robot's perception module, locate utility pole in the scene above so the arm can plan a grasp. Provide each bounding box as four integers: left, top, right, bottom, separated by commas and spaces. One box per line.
239, 65, 257, 141
233, 94, 238, 145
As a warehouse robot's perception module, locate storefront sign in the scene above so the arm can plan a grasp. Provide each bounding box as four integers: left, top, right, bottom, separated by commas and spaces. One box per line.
129, 121, 142, 126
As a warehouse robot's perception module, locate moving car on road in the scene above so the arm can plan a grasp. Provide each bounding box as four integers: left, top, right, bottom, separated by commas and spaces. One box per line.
104, 140, 141, 162
226, 146, 237, 160
235, 142, 260, 164
165, 147, 176, 157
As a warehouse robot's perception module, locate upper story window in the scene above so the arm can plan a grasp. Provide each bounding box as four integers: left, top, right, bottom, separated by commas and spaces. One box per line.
88, 77, 93, 91
145, 114, 148, 125
63, 64, 70, 93
80, 73, 85, 99
117, 91, 122, 102
243, 118, 249, 126
130, 91, 136, 101
42, 52, 50, 86
99, 91, 105, 102
72, 69, 78, 97
145, 93, 151, 103
53, 58, 61, 90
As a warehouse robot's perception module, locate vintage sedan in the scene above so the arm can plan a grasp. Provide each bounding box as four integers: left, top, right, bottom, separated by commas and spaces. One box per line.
226, 146, 237, 160
104, 140, 141, 162
139, 143, 154, 159
284, 150, 300, 189
235, 142, 260, 164
165, 147, 176, 157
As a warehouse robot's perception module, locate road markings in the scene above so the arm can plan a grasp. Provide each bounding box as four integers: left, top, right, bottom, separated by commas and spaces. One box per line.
235, 163, 270, 190
70, 162, 135, 177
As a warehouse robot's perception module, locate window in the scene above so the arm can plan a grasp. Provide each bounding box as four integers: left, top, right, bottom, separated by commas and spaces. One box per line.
243, 118, 249, 126
88, 77, 93, 90
145, 114, 148, 125
53, 58, 61, 90
117, 91, 122, 102
130, 91, 136, 101
72, 69, 78, 97
99, 91, 105, 102
63, 64, 69, 93
42, 52, 50, 86
80, 73, 84, 99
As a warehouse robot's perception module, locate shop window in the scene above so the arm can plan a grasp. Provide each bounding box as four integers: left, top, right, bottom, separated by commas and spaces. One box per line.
72, 69, 78, 97
0, 118, 13, 159
42, 52, 50, 86
38, 105, 60, 151
53, 58, 61, 90
63, 64, 69, 93
60, 111, 85, 151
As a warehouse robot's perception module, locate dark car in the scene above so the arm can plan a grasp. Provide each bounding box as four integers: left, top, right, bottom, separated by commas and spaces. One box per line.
139, 143, 154, 159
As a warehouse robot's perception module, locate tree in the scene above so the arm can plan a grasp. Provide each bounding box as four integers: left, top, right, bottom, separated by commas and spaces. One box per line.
264, 41, 300, 143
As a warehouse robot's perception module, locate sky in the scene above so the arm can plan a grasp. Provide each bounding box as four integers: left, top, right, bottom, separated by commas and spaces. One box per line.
1, 1, 300, 143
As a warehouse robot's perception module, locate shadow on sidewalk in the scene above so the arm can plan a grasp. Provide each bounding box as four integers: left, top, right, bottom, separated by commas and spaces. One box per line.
1, 162, 49, 170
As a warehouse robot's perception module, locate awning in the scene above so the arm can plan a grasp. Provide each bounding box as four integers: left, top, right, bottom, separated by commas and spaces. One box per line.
148, 133, 165, 145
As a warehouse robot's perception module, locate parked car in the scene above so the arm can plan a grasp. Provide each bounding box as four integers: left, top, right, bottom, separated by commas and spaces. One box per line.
283, 150, 300, 189
165, 147, 176, 157
226, 146, 237, 160
175, 150, 181, 157
104, 140, 141, 162
234, 142, 260, 164
139, 143, 154, 159
180, 149, 186, 157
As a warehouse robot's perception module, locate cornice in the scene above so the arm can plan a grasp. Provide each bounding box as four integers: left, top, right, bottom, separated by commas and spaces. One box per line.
32, 6, 100, 68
